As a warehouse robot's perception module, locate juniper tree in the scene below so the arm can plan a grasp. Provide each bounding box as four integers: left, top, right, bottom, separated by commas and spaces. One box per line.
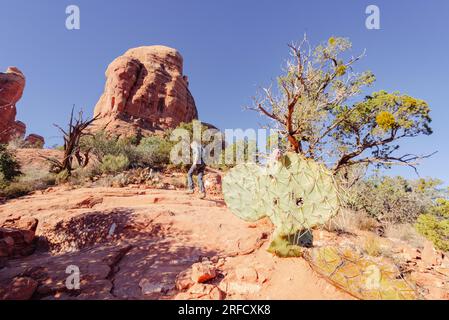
251, 35, 433, 174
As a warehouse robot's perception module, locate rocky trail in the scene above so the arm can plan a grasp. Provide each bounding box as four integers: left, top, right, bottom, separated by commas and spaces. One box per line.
0, 186, 353, 300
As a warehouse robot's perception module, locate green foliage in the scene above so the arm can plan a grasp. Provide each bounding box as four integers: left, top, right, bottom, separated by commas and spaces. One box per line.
0, 170, 56, 200
253, 36, 432, 173
334, 91, 432, 170
0, 144, 21, 182
99, 154, 130, 174
81, 131, 139, 163
416, 199, 449, 251
348, 175, 445, 225
223, 153, 340, 256
81, 131, 175, 172
55, 169, 70, 184
136, 135, 172, 167
0, 182, 33, 199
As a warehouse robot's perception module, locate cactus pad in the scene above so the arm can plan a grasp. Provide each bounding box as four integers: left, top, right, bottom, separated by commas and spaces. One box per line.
222, 163, 267, 222
304, 246, 417, 300
260, 153, 340, 236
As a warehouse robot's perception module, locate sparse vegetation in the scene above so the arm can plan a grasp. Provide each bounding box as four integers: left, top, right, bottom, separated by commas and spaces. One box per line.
99, 154, 130, 174
346, 175, 446, 225
0, 144, 21, 183
251, 36, 433, 174
415, 199, 449, 251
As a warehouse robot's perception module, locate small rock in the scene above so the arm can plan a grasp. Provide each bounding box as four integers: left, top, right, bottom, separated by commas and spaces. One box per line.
175, 270, 195, 291
191, 262, 217, 283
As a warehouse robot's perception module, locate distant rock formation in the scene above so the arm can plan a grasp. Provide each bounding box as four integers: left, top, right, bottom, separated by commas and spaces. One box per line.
0, 67, 45, 145
0, 67, 26, 143
92, 45, 198, 137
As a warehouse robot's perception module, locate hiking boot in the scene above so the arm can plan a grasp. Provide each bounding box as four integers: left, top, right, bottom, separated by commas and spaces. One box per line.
186, 189, 195, 194
199, 192, 206, 199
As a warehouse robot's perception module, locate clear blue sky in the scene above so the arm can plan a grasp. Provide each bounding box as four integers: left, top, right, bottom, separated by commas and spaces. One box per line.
1, 0, 448, 183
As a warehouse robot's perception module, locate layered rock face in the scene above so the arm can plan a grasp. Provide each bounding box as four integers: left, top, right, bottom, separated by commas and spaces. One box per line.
92, 46, 198, 137
0, 67, 45, 145
0, 67, 26, 143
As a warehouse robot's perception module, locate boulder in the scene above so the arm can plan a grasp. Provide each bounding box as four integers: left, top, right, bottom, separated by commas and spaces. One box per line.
0, 67, 26, 143
92, 45, 198, 137
0, 67, 45, 144
24, 134, 45, 148
191, 261, 217, 283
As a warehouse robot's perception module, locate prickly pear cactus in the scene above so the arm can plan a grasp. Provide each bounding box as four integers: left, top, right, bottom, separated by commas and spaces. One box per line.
222, 163, 267, 222
223, 153, 340, 253
260, 153, 340, 237
304, 246, 417, 300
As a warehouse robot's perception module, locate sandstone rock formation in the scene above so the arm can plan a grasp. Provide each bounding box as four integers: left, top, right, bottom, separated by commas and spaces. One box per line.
92, 45, 198, 137
24, 134, 45, 148
0, 67, 45, 145
0, 67, 26, 143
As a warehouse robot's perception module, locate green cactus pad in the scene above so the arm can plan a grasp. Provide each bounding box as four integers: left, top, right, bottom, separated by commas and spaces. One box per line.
260, 153, 340, 235
304, 246, 417, 300
222, 163, 267, 222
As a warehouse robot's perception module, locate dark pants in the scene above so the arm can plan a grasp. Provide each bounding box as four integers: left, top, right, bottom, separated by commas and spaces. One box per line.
187, 164, 206, 193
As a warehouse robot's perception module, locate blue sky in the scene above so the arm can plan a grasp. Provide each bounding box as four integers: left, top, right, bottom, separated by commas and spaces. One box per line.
1, 0, 448, 183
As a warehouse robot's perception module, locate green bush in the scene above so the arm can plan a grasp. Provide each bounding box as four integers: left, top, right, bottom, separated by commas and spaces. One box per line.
347, 175, 445, 225
0, 182, 33, 199
415, 199, 449, 251
136, 136, 172, 167
0, 173, 56, 199
99, 154, 130, 174
0, 144, 21, 181
81, 131, 139, 163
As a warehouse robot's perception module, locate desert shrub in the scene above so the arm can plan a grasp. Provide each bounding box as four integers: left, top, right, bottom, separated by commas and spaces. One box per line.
55, 169, 70, 184
136, 136, 172, 167
99, 154, 130, 174
384, 223, 425, 248
0, 182, 33, 199
363, 235, 382, 257
81, 131, 139, 164
0, 144, 21, 182
347, 175, 445, 225
415, 199, 449, 251
326, 209, 378, 233
0, 172, 56, 199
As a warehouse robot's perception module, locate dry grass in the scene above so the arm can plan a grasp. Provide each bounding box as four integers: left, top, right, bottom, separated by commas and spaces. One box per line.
363, 235, 383, 257
384, 223, 426, 249
326, 209, 378, 233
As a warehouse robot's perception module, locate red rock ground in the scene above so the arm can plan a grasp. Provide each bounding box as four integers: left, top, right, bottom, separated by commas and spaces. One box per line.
0, 186, 352, 300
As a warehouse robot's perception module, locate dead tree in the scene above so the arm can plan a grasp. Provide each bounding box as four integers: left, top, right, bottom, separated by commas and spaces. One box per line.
43, 107, 98, 175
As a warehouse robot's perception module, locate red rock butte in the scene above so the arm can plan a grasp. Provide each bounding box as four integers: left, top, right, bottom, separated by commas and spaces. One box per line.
91, 45, 198, 137
0, 67, 44, 145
